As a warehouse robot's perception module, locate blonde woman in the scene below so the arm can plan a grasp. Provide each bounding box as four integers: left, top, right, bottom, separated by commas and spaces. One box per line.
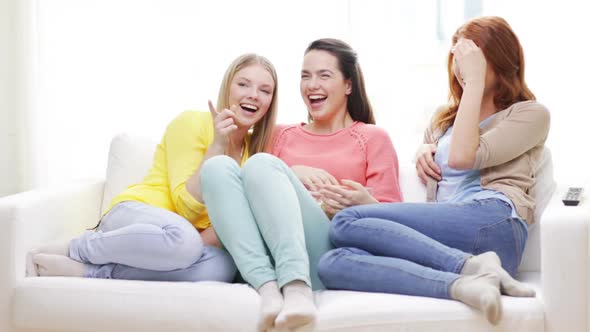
26, 53, 279, 283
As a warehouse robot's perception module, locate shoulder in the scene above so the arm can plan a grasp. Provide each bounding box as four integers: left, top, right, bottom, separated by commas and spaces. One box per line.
351, 123, 396, 155
499, 101, 550, 135
270, 123, 300, 153
167, 110, 212, 130
272, 123, 300, 140
172, 110, 212, 123
506, 100, 550, 121
275, 123, 299, 133
164, 110, 213, 141
353, 123, 392, 141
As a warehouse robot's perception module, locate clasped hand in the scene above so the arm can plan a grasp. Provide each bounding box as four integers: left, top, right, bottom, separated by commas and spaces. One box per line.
292, 165, 377, 218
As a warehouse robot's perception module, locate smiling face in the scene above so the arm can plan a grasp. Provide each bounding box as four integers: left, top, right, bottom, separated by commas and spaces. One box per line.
228, 63, 275, 128
300, 50, 351, 122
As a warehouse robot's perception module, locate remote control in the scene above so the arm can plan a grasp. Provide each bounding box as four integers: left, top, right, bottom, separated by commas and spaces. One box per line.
563, 187, 583, 206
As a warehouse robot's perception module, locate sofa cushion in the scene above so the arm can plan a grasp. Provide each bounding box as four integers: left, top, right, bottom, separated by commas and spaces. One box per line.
398, 163, 427, 202
101, 134, 157, 215
13, 276, 544, 332
519, 147, 556, 272
101, 135, 553, 273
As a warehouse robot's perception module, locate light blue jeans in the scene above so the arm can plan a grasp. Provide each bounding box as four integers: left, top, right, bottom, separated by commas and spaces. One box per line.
318, 198, 528, 299
200, 153, 333, 290
68, 200, 236, 281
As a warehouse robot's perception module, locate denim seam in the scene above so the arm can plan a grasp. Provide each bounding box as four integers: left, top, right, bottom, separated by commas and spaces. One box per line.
472, 217, 512, 254
510, 217, 526, 273
451, 253, 470, 274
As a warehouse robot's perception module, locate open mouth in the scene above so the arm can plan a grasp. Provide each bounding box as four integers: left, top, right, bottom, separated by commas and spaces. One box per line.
240, 103, 258, 113
309, 94, 327, 106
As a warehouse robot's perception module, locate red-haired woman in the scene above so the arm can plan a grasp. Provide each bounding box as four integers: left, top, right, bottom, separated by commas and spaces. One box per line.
317, 16, 549, 325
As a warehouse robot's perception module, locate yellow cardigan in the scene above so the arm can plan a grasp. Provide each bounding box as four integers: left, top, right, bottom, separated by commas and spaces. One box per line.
107, 110, 249, 231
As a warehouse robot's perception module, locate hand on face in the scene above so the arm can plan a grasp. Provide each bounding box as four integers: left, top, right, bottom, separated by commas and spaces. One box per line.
451, 38, 487, 87
318, 179, 376, 216
415, 143, 441, 184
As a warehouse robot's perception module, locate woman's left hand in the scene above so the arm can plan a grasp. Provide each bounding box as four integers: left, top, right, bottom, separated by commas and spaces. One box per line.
452, 38, 487, 86
319, 179, 378, 214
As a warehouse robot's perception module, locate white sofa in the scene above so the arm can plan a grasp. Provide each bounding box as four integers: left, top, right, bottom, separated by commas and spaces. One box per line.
1, 133, 589, 332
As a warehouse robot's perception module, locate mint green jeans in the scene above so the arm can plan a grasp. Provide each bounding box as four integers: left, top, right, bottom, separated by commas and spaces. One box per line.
200, 153, 333, 290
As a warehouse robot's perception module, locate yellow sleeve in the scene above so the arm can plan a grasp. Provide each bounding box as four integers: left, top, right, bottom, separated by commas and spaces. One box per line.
163, 111, 213, 225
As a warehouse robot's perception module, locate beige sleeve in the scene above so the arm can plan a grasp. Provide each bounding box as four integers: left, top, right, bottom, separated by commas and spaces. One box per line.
473, 103, 550, 170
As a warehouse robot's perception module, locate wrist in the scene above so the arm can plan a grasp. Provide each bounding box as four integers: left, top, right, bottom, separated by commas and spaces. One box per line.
207, 142, 226, 154
362, 195, 378, 205
462, 76, 485, 89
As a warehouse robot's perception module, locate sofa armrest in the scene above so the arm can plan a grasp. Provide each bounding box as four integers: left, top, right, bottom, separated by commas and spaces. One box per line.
0, 180, 104, 332
0, 179, 105, 280
541, 184, 590, 332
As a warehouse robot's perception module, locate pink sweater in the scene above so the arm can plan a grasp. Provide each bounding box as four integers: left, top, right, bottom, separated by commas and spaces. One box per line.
271, 122, 403, 203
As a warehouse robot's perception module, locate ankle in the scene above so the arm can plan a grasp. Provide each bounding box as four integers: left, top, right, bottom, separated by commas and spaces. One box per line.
275, 280, 316, 330
256, 281, 283, 332
451, 274, 502, 325
258, 280, 281, 296
460, 252, 500, 275
282, 280, 312, 295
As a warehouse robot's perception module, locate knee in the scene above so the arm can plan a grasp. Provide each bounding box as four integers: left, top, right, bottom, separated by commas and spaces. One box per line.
318, 247, 354, 289
200, 155, 239, 189
329, 208, 360, 247
164, 224, 204, 269
241, 153, 284, 181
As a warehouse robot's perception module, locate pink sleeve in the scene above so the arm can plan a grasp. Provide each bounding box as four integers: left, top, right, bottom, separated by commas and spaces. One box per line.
269, 124, 290, 156
364, 127, 403, 203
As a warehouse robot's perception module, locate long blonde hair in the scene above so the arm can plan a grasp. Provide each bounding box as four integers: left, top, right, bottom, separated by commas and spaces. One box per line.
216, 53, 278, 155
433, 16, 535, 134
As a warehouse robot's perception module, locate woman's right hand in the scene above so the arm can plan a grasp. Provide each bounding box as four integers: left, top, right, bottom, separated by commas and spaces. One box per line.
452, 38, 487, 87
415, 143, 442, 185
208, 100, 240, 150
291, 165, 339, 193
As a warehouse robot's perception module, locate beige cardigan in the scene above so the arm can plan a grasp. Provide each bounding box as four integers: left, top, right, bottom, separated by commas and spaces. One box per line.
424, 100, 550, 225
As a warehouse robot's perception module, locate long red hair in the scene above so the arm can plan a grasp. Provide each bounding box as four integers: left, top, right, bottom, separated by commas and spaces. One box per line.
433, 16, 536, 134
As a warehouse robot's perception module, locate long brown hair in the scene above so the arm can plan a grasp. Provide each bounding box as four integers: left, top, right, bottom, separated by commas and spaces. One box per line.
433, 16, 535, 134
305, 38, 375, 124
216, 53, 278, 155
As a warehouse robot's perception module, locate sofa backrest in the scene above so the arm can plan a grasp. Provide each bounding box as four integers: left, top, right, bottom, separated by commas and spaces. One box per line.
101, 134, 158, 214
102, 133, 555, 273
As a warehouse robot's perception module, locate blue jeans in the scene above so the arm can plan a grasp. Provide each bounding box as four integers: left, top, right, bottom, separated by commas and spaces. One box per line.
200, 153, 333, 290
69, 201, 236, 281
318, 198, 528, 299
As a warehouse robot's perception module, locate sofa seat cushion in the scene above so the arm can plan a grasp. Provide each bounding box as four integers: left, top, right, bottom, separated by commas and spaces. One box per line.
13, 278, 259, 332
14, 275, 543, 332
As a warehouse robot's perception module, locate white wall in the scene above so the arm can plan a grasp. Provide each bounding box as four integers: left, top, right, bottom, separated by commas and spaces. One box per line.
11, 0, 590, 192
483, 0, 590, 187
0, 0, 20, 197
